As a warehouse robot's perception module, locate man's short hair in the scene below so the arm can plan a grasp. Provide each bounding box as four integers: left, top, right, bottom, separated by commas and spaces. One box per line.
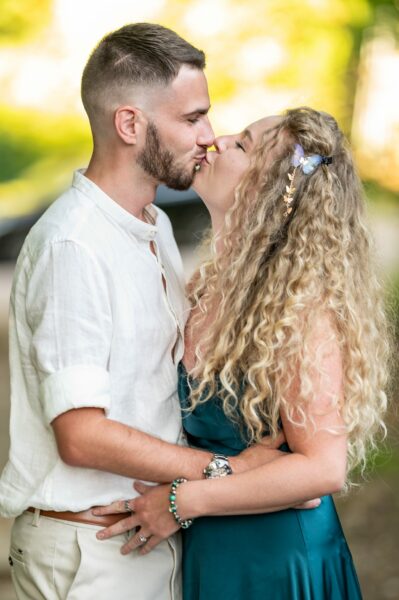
81, 23, 206, 128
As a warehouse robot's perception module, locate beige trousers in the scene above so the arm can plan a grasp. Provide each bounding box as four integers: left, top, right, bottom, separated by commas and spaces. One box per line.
9, 510, 182, 600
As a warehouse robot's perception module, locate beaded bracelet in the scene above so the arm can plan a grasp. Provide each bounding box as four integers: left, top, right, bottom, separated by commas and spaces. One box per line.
169, 478, 193, 529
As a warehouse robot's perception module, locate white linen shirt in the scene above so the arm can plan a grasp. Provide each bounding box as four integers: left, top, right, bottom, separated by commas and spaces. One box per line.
0, 170, 188, 518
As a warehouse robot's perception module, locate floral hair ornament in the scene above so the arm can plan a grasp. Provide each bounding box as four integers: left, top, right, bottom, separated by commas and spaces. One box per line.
283, 143, 333, 216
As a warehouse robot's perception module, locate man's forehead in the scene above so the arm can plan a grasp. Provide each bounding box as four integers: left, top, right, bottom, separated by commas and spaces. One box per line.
170, 64, 209, 92
153, 65, 210, 114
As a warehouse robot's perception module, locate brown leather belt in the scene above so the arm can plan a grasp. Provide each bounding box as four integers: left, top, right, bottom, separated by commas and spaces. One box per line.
27, 507, 127, 527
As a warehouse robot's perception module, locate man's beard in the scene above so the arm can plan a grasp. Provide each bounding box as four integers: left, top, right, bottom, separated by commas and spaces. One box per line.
137, 121, 196, 190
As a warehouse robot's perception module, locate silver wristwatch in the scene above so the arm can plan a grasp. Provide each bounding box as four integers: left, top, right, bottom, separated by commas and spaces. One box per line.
203, 454, 233, 479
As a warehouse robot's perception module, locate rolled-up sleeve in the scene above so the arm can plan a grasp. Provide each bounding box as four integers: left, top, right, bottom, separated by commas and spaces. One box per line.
26, 240, 113, 424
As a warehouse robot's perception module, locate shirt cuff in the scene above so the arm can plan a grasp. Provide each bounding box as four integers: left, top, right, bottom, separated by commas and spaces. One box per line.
39, 365, 111, 425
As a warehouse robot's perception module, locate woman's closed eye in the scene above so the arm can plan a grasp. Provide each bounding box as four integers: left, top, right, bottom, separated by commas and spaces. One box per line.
235, 141, 246, 152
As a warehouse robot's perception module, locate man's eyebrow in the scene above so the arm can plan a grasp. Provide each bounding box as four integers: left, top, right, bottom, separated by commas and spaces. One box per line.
182, 107, 211, 117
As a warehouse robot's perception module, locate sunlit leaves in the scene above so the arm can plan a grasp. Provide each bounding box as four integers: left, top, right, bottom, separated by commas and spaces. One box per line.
0, 0, 52, 44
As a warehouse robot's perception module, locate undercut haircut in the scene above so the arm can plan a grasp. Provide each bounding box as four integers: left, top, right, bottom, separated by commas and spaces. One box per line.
81, 22, 206, 129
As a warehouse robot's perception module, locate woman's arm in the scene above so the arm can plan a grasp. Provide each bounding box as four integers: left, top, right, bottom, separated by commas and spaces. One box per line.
181, 313, 347, 517
181, 419, 346, 518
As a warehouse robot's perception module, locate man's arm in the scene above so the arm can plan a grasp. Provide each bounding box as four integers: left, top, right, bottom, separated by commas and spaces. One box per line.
52, 407, 211, 482
52, 407, 285, 483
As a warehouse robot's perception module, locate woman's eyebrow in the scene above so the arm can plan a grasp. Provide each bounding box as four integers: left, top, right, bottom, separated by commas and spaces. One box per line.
243, 129, 253, 143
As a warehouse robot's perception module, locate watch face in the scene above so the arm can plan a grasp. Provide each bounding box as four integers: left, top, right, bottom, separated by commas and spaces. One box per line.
204, 456, 233, 478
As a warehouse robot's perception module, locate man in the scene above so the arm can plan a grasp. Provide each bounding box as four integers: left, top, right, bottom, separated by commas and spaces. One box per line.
0, 23, 279, 599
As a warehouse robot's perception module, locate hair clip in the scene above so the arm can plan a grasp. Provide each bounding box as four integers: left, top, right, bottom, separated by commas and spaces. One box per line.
283, 144, 333, 217
292, 143, 333, 174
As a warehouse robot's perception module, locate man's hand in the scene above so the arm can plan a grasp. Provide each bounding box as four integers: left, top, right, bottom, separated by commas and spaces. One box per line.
93, 482, 179, 555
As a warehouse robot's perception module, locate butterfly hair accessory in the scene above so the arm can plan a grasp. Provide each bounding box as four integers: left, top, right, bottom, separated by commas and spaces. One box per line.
283, 144, 333, 216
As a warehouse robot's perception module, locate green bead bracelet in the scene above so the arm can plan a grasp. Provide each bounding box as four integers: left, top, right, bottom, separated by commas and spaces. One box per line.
169, 477, 193, 529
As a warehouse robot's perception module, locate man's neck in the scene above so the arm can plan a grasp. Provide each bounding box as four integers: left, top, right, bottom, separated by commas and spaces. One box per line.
84, 153, 157, 220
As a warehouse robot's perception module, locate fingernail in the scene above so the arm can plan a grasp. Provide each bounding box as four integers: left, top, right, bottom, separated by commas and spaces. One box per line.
96, 532, 105, 540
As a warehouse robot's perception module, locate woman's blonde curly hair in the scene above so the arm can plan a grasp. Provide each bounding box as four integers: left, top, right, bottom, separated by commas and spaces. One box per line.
187, 107, 389, 477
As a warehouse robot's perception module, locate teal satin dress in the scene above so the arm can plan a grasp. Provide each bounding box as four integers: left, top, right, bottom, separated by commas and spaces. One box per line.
178, 362, 362, 600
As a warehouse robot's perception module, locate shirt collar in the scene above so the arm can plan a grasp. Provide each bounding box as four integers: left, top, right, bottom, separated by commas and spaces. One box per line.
72, 169, 159, 241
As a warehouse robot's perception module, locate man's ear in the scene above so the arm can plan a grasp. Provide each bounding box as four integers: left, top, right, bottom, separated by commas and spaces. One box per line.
114, 105, 144, 145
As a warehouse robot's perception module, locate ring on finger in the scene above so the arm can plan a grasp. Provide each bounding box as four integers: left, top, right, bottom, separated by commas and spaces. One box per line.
124, 500, 132, 513
138, 533, 148, 545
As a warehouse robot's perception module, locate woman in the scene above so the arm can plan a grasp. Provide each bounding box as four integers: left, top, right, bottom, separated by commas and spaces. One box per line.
96, 107, 389, 599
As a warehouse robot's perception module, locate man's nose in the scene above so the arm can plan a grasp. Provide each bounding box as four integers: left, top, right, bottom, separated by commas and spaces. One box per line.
197, 116, 215, 148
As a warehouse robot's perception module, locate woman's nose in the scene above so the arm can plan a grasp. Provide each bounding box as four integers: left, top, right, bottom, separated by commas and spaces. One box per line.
214, 135, 234, 153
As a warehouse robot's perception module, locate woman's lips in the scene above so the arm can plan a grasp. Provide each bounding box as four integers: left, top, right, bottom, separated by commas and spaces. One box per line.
205, 151, 217, 165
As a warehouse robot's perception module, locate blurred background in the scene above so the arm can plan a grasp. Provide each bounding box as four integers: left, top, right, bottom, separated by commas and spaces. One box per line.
0, 0, 398, 598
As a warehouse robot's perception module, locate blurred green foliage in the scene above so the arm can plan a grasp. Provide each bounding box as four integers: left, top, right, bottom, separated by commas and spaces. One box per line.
0, 0, 52, 44
0, 106, 90, 182
365, 181, 399, 208
0, 106, 91, 217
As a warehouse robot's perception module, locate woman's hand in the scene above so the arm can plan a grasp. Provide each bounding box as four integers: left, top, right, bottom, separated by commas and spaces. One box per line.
230, 430, 287, 474
92, 481, 180, 555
